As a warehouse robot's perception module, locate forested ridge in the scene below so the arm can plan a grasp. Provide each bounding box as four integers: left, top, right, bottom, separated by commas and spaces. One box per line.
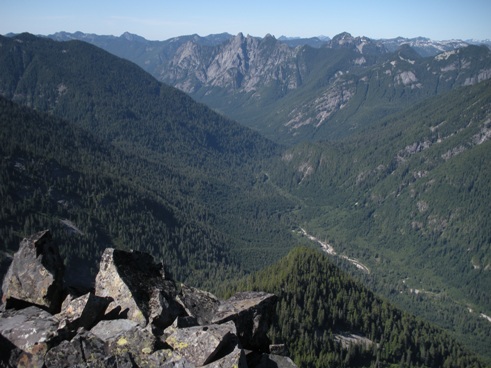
268, 79, 491, 362
271, 79, 491, 303
0, 33, 490, 366
231, 247, 485, 367
0, 96, 243, 286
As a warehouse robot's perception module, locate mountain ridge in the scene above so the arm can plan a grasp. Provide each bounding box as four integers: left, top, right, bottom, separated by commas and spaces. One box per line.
42, 30, 491, 145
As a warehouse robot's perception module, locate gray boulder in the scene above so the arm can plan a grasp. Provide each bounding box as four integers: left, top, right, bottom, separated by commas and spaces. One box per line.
90, 319, 157, 365
1, 230, 64, 313
0, 305, 60, 368
177, 284, 220, 325
213, 292, 277, 352
136, 349, 194, 368
0, 334, 23, 368
44, 329, 108, 367
165, 321, 238, 367
90, 318, 141, 341
94, 248, 184, 329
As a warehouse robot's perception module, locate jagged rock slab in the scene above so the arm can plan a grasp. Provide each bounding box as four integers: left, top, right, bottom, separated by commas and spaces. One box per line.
90, 319, 141, 341
1, 230, 64, 313
0, 305, 60, 368
47, 338, 188, 368
91, 319, 157, 365
56, 291, 111, 331
166, 321, 237, 366
44, 329, 107, 367
137, 349, 194, 368
177, 284, 220, 325
94, 248, 184, 328
213, 292, 277, 352
0, 334, 23, 368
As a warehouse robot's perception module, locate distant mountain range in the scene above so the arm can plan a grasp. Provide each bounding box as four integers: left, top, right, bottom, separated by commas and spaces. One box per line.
47, 30, 491, 52
45, 31, 491, 145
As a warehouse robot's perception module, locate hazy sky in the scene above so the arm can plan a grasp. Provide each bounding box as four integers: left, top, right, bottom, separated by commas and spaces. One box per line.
1, 0, 490, 41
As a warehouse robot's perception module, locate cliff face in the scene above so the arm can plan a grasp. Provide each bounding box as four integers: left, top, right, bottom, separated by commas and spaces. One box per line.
160, 33, 301, 95
157, 32, 387, 95
0, 230, 296, 368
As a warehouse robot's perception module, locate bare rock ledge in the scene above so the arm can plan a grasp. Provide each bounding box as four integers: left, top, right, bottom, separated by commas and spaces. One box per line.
0, 230, 297, 367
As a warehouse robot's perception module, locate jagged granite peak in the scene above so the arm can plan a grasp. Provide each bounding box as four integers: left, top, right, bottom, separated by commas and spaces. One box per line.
120, 31, 148, 43
168, 32, 233, 46
330, 31, 355, 45
167, 30, 299, 93
431, 44, 491, 85
328, 32, 387, 55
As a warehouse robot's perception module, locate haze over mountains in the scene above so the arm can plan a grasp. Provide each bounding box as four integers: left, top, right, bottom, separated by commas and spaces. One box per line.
0, 31, 490, 366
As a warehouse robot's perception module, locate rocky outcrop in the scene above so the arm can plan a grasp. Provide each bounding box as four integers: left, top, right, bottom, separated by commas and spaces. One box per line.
166, 321, 238, 366
44, 329, 109, 367
213, 292, 277, 352
177, 283, 220, 325
0, 306, 61, 368
94, 248, 184, 329
0, 231, 296, 367
1, 230, 64, 313
162, 33, 302, 95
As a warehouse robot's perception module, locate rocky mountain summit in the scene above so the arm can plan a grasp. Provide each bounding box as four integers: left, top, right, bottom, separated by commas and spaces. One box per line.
0, 230, 296, 367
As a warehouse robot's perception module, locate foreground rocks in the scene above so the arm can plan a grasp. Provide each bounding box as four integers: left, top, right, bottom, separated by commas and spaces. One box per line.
0, 230, 297, 367
1, 230, 64, 313
95, 248, 184, 329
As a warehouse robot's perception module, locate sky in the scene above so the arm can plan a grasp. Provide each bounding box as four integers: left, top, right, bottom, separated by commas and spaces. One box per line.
1, 0, 490, 41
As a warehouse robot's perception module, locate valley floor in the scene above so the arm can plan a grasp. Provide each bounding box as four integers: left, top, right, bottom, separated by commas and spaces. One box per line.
297, 227, 371, 274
